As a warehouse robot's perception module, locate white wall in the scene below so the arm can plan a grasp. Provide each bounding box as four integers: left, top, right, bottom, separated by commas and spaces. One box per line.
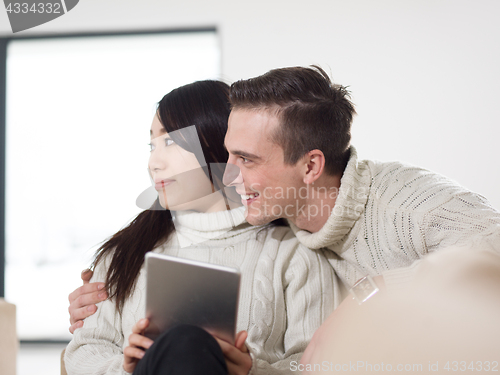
1, 0, 499, 209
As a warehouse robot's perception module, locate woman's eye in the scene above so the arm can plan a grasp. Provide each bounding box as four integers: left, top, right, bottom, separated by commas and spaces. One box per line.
149, 138, 173, 152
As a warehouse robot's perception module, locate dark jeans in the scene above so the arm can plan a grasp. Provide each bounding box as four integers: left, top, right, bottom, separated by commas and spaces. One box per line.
133, 324, 228, 375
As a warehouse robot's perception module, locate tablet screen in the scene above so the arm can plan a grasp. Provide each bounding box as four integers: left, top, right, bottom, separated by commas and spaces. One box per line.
144, 252, 241, 344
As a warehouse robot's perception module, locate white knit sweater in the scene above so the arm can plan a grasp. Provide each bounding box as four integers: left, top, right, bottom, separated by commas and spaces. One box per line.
291, 147, 500, 291
65, 207, 340, 375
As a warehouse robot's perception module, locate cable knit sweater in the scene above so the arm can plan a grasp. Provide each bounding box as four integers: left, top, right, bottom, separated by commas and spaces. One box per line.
65, 207, 340, 375
291, 147, 500, 291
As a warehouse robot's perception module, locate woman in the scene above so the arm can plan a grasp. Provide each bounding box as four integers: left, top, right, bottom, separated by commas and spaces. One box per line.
64, 80, 339, 375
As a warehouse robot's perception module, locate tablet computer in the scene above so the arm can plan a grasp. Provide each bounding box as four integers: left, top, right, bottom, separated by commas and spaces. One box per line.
144, 252, 241, 344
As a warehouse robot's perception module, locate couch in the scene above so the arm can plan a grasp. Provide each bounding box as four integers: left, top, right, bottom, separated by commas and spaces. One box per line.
0, 298, 18, 375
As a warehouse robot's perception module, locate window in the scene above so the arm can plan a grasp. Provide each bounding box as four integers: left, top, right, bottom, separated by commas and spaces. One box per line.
2, 30, 220, 340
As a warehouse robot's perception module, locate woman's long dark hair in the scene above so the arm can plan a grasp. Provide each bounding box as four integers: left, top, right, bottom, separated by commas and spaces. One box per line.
92, 80, 231, 314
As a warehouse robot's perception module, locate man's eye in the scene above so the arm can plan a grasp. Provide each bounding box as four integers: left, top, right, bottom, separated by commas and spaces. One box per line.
148, 143, 155, 152
241, 157, 250, 163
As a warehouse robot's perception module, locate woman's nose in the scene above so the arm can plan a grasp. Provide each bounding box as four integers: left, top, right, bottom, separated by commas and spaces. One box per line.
148, 147, 167, 173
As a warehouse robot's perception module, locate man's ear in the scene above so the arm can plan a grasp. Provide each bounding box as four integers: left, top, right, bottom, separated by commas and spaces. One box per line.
302, 149, 325, 184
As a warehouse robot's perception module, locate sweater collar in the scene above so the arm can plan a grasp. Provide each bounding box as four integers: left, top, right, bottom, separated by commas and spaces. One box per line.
289, 146, 371, 249
172, 206, 250, 247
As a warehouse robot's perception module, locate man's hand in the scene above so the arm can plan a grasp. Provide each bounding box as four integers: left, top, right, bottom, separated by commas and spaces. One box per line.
123, 319, 154, 373
215, 330, 252, 375
68, 269, 108, 334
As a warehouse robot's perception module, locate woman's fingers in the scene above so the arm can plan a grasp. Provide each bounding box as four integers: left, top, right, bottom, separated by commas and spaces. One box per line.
123, 346, 144, 373
132, 318, 150, 334
123, 320, 153, 373
123, 345, 146, 360
215, 338, 253, 375
215, 337, 252, 369
216, 338, 239, 360
128, 332, 154, 351
128, 319, 153, 353
234, 331, 248, 353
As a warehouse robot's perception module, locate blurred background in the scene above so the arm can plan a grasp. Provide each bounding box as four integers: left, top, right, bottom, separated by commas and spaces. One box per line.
1, 0, 499, 373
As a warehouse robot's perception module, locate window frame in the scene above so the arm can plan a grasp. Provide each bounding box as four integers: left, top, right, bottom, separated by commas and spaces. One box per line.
0, 27, 218, 343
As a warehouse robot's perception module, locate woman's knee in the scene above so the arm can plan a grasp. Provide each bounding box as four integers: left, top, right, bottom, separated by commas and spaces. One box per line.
134, 324, 227, 375
151, 324, 220, 356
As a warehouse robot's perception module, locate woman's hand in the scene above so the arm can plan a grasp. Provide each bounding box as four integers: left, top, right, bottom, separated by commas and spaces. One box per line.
68, 269, 108, 334
123, 318, 154, 373
215, 330, 252, 375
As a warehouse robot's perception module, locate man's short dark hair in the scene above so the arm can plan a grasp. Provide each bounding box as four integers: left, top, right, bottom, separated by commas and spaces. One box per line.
229, 66, 355, 176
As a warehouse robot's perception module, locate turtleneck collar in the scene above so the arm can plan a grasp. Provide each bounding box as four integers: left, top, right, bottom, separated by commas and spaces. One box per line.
289, 146, 371, 249
172, 206, 251, 247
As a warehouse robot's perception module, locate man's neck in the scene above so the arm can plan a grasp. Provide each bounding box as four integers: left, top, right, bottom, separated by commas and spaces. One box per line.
291, 174, 341, 233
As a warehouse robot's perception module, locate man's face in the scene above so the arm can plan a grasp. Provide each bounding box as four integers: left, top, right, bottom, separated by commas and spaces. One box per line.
224, 108, 305, 225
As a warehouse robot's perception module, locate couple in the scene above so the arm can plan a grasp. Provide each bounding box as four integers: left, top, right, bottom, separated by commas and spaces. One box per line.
65, 66, 500, 375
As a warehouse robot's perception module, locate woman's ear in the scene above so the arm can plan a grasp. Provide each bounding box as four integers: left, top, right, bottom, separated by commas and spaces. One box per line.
302, 149, 325, 184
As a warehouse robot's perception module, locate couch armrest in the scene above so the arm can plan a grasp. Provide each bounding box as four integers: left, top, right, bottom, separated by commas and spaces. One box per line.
61, 348, 68, 375
0, 298, 18, 375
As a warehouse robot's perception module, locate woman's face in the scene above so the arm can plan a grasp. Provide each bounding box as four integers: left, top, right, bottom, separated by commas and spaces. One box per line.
148, 114, 220, 212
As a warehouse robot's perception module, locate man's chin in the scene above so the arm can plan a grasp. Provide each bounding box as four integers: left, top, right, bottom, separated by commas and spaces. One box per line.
243, 208, 275, 226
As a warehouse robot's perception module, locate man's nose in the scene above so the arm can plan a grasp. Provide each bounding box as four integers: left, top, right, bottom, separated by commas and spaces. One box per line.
223, 163, 243, 186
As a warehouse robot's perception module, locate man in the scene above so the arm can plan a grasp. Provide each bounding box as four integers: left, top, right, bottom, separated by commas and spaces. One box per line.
223, 65, 500, 292
69, 65, 500, 355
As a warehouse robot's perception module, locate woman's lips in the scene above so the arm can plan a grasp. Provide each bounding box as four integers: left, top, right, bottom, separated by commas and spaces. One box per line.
154, 179, 175, 190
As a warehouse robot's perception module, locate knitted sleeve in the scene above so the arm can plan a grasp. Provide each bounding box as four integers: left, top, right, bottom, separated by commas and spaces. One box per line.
64, 257, 131, 375
249, 244, 339, 375
383, 190, 500, 291
423, 192, 500, 251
